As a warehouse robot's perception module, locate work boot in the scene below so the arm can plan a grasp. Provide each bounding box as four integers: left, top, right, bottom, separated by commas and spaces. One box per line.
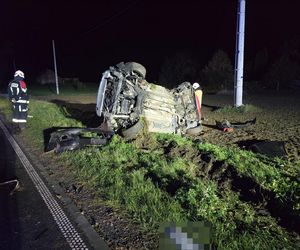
12, 123, 21, 134
19, 123, 26, 131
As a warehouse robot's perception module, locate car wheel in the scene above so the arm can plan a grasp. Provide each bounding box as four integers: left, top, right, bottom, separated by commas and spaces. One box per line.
124, 62, 146, 78
186, 125, 203, 135
121, 120, 144, 140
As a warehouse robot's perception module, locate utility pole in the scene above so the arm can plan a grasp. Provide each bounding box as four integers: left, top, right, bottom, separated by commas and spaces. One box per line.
52, 40, 59, 95
234, 0, 246, 107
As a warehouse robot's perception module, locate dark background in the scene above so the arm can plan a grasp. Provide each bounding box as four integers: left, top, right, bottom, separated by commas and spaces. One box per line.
1, 0, 300, 87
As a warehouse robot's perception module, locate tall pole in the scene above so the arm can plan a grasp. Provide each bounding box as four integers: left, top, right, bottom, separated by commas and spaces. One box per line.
52, 40, 59, 95
234, 0, 246, 107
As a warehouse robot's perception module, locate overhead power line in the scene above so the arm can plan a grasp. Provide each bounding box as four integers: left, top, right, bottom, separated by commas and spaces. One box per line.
78, 0, 141, 38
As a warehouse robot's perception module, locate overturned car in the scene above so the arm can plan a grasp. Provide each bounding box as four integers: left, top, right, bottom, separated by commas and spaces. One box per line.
48, 62, 203, 152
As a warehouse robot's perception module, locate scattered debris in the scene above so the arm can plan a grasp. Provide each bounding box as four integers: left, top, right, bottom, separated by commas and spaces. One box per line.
249, 141, 287, 158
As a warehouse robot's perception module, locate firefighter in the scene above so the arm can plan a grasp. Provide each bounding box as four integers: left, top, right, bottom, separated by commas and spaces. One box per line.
8, 70, 29, 130
192, 82, 203, 120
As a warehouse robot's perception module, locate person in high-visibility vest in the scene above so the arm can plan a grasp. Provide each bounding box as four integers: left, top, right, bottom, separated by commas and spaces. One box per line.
7, 70, 29, 131
192, 82, 203, 121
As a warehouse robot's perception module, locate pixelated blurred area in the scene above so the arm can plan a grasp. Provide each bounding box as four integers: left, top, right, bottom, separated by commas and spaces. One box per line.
159, 221, 213, 250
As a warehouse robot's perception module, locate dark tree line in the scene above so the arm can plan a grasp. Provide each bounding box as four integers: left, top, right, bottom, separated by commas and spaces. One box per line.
159, 38, 300, 92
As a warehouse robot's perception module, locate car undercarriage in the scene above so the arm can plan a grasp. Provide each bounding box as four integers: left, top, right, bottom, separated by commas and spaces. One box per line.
47, 62, 202, 152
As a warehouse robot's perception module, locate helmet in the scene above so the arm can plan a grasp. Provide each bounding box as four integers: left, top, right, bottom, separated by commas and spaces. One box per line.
192, 82, 200, 89
14, 70, 25, 78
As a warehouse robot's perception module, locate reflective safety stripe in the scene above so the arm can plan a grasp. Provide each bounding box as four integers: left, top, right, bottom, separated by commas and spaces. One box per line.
15, 100, 29, 104
12, 118, 27, 123
19, 105, 21, 112
10, 83, 20, 96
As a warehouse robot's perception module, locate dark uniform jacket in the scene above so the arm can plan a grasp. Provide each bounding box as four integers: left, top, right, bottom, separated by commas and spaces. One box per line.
8, 76, 29, 103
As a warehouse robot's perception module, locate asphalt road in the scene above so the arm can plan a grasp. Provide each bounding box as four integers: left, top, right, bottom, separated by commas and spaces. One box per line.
0, 128, 71, 249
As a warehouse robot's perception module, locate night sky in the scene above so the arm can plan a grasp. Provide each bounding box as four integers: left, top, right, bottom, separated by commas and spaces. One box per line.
1, 0, 300, 86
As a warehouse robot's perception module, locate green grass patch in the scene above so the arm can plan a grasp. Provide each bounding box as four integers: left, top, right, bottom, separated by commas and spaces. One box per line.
0, 97, 83, 149
60, 136, 186, 228
0, 98, 11, 118
176, 179, 296, 250
198, 143, 300, 210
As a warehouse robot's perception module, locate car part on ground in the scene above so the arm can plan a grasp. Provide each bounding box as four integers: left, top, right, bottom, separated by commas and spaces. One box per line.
47, 128, 114, 153
249, 141, 287, 158
121, 119, 144, 140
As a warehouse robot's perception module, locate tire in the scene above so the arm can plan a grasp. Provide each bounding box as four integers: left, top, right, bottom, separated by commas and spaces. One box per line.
186, 125, 203, 135
121, 120, 144, 140
124, 62, 146, 79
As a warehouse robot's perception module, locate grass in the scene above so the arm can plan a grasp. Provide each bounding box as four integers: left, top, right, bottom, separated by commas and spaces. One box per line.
0, 97, 299, 249
0, 97, 83, 149
60, 137, 186, 228
0, 98, 11, 117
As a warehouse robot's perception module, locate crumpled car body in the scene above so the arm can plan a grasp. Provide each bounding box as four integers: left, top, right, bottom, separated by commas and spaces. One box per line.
48, 62, 202, 153
96, 62, 202, 138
